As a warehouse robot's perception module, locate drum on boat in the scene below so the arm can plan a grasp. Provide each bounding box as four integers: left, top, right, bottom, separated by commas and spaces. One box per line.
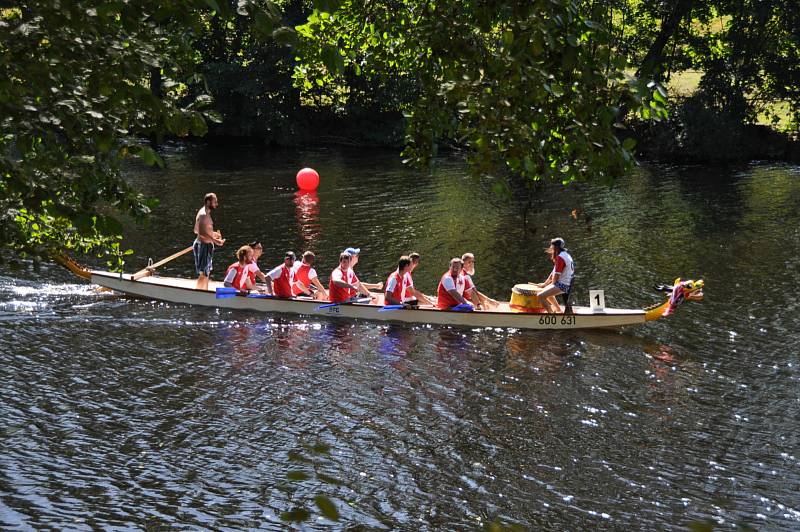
509, 283, 547, 313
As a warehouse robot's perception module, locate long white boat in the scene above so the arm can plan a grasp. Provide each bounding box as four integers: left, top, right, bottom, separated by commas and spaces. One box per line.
58, 255, 704, 330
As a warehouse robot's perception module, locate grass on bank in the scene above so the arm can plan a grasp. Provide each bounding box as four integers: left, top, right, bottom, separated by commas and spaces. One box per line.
664, 70, 795, 131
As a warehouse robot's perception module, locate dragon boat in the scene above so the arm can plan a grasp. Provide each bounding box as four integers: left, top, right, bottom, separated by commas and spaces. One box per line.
57, 254, 704, 331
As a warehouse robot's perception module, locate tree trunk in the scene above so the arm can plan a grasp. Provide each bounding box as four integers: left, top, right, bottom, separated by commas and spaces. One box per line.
635, 0, 693, 81
149, 67, 162, 149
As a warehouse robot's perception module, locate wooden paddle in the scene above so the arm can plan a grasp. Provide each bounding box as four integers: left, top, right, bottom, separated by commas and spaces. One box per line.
133, 246, 193, 281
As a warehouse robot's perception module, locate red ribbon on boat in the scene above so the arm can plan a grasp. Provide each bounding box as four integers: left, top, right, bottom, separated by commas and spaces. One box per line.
663, 282, 687, 317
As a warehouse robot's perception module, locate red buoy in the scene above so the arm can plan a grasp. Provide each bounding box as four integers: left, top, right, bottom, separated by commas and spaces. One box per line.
296, 168, 320, 191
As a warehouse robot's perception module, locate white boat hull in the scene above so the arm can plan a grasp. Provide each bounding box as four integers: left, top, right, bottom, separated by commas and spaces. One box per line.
90, 271, 648, 330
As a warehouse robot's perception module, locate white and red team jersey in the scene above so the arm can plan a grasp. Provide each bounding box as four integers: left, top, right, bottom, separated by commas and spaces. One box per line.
291, 261, 318, 295
385, 270, 407, 303
403, 271, 416, 302
551, 251, 574, 286
436, 271, 467, 309
329, 266, 359, 302
224, 261, 257, 290
247, 260, 262, 286
462, 273, 475, 301
267, 263, 295, 298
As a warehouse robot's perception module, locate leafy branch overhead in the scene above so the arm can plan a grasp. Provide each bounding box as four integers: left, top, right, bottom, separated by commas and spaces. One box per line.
0, 1, 282, 267
293, 0, 668, 190
5, 0, 792, 266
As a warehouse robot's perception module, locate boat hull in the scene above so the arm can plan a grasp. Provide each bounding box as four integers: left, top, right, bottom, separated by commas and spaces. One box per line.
90, 271, 647, 330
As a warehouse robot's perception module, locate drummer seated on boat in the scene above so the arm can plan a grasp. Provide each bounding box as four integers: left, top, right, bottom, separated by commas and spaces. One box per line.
436, 257, 474, 310
329, 252, 373, 303
385, 256, 413, 306
291, 251, 328, 300
530, 237, 574, 313
264, 251, 297, 298
223, 245, 258, 292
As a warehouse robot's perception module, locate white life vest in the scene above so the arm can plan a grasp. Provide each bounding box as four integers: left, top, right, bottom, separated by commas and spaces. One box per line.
553, 250, 574, 287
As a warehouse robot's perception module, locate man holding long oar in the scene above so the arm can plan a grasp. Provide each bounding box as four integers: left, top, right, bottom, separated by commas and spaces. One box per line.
193, 192, 225, 290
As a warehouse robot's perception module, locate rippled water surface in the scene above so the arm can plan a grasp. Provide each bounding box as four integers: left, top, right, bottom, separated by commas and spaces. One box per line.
2, 145, 799, 530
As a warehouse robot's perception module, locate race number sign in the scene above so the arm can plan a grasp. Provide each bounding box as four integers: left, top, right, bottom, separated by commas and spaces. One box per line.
589, 290, 605, 312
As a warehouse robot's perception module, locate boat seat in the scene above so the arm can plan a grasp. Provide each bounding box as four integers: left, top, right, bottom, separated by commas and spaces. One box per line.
561, 275, 574, 314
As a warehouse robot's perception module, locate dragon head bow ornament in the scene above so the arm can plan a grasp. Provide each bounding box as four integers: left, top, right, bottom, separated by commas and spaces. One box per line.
645, 278, 705, 321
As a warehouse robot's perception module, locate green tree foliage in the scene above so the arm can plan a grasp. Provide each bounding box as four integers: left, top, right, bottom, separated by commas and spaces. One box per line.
294, 0, 667, 191
0, 1, 280, 266
695, 0, 799, 126
193, 0, 414, 146
193, 0, 302, 140
597, 0, 800, 128
7, 0, 794, 263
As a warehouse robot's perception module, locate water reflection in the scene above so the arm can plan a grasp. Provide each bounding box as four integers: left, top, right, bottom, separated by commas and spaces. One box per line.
294, 190, 321, 247
434, 328, 474, 358
314, 320, 357, 357
215, 322, 270, 372
378, 325, 415, 361
505, 332, 574, 373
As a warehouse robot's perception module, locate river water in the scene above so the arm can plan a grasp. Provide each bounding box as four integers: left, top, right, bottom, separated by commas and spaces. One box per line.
2, 144, 799, 530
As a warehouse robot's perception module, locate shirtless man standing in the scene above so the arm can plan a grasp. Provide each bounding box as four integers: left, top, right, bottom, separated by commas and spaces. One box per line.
193, 193, 225, 290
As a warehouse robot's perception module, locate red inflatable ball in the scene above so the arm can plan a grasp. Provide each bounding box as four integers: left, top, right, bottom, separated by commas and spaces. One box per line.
296, 168, 320, 191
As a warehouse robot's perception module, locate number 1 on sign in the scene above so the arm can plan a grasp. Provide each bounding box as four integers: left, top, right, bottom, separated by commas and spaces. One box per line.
589, 290, 605, 312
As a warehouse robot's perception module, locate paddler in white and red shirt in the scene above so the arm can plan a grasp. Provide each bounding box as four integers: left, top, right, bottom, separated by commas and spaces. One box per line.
343, 247, 383, 292
436, 257, 474, 310
404, 252, 434, 306
329, 252, 372, 303
291, 250, 328, 300
264, 251, 297, 298
223, 245, 258, 291
246, 240, 268, 287
460, 252, 499, 310
384, 256, 413, 306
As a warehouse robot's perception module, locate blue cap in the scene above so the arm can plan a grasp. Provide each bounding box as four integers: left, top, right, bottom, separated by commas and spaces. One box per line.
344, 247, 360, 255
